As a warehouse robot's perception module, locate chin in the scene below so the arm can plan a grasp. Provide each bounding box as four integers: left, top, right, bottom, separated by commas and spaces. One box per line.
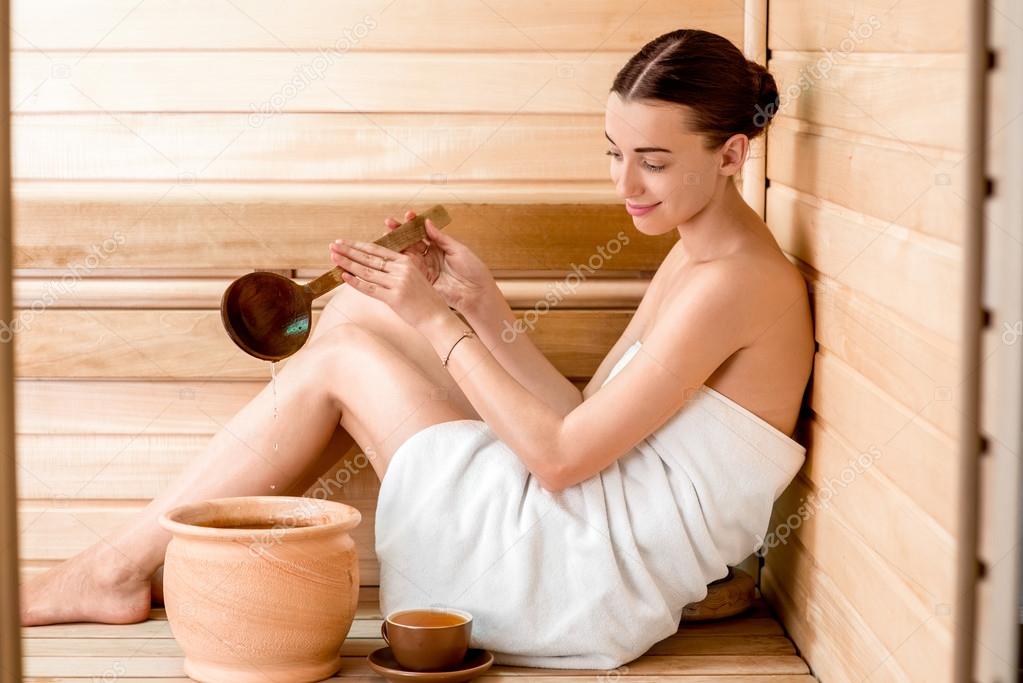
630, 213, 678, 236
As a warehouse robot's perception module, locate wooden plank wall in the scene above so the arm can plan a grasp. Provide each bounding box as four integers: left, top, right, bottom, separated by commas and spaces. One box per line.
759, 2, 967, 682
10, 1, 746, 590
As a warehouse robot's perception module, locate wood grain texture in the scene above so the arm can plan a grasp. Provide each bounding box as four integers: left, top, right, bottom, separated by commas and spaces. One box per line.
12, 184, 673, 270
770, 52, 966, 150
12, 113, 611, 182
14, 309, 631, 379
12, 277, 651, 310
13, 52, 625, 114
10, 0, 743, 51
767, 117, 965, 245
770, 183, 962, 342
768, 0, 964, 52
764, 6, 967, 677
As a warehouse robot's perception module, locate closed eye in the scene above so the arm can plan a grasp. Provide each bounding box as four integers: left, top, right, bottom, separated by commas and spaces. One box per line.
605, 149, 665, 172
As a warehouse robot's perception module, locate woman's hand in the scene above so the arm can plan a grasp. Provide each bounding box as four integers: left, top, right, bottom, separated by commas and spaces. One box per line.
329, 237, 450, 330
383, 209, 497, 315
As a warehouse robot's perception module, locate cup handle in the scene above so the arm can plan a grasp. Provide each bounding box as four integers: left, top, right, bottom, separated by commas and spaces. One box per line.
380, 621, 390, 645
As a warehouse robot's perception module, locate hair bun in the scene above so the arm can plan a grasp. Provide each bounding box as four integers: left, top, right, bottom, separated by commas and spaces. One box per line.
747, 60, 780, 127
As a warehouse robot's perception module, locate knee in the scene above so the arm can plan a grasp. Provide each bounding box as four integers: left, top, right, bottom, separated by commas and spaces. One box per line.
304, 322, 380, 363
286, 324, 384, 401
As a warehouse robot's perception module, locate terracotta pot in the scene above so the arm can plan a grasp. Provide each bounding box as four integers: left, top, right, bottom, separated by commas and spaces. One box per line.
159, 496, 361, 683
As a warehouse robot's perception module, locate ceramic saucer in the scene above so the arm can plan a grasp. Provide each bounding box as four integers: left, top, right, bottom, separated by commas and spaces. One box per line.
367, 647, 494, 682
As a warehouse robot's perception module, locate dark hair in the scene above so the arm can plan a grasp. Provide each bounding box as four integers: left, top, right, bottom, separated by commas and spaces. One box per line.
611, 29, 780, 150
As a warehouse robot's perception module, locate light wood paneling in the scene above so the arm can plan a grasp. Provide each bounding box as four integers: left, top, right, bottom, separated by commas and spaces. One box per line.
14, 309, 631, 380
767, 117, 965, 245
765, 477, 952, 682
10, 0, 742, 52
13, 277, 650, 310
13, 52, 625, 114
771, 183, 962, 341
768, 0, 965, 53
798, 259, 960, 438
12, 184, 674, 270
798, 418, 955, 605
12, 113, 610, 182
763, 7, 968, 679
808, 349, 957, 534
771, 52, 966, 150
763, 550, 912, 683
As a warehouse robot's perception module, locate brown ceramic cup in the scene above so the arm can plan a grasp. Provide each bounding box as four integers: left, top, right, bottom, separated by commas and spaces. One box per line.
380, 608, 473, 672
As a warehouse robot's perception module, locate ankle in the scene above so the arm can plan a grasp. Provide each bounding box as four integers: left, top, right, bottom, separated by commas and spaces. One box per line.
89, 542, 152, 586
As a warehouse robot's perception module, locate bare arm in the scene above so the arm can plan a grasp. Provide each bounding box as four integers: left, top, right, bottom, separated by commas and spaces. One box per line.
419, 261, 759, 492
460, 284, 583, 416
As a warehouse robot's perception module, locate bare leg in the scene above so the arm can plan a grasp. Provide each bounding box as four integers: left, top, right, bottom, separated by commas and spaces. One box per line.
20, 289, 475, 626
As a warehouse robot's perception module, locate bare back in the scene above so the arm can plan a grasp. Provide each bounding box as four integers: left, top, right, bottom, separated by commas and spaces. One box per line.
584, 222, 814, 436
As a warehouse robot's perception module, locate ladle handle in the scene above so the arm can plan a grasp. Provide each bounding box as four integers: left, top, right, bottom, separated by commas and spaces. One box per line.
303, 205, 452, 300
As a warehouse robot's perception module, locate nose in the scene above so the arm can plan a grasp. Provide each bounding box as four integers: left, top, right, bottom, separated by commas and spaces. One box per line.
614, 161, 643, 199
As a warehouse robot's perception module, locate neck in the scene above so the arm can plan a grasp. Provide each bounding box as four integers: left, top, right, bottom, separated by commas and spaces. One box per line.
675, 178, 756, 262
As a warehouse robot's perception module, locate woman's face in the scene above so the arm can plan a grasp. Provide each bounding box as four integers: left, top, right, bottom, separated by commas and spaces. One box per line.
604, 93, 725, 236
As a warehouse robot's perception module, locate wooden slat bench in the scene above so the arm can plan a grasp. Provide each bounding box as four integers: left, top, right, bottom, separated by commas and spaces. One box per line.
21, 588, 816, 681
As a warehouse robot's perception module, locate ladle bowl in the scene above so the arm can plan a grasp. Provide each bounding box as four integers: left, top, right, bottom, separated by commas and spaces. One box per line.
220, 205, 451, 361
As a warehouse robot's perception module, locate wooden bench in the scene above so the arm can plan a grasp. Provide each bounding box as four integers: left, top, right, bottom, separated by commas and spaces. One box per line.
20, 586, 815, 681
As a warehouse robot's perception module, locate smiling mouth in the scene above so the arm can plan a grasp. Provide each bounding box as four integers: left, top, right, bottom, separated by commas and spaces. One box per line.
626, 202, 661, 209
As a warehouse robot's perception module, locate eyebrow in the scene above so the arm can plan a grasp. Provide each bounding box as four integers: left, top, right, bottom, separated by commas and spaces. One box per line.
604, 131, 673, 154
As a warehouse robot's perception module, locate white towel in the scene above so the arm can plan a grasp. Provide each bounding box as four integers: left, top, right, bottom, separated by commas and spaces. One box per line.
374, 339, 806, 669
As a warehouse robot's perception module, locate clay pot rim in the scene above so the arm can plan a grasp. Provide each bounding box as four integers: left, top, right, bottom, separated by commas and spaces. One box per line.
158, 495, 361, 541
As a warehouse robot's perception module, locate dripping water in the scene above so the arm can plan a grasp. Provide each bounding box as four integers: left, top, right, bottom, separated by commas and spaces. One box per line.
271, 360, 279, 455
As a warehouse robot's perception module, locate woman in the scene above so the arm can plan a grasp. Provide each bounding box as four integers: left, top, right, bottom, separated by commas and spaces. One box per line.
21, 28, 813, 669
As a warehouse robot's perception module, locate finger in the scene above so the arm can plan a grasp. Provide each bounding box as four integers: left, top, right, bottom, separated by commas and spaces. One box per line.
424, 218, 448, 250
330, 240, 394, 274
330, 250, 394, 288
340, 269, 386, 299
405, 210, 416, 220
333, 238, 405, 265
384, 217, 400, 229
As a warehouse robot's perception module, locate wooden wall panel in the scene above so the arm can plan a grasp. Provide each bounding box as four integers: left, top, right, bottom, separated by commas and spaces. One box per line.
765, 478, 952, 681
767, 118, 965, 245
14, 0, 741, 595
13, 52, 626, 114
763, 3, 967, 681
10, 0, 742, 51
769, 53, 966, 149
12, 186, 673, 271
768, 0, 964, 53
13, 113, 611, 182
14, 309, 632, 380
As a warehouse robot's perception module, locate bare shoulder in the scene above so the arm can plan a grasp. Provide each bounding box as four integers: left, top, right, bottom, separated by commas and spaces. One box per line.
677, 244, 807, 346
698, 239, 814, 434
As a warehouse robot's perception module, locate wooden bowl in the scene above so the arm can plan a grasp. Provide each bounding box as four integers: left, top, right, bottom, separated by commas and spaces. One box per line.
680, 567, 756, 623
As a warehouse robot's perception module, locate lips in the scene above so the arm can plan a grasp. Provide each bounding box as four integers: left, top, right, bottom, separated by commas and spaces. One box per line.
626, 201, 661, 216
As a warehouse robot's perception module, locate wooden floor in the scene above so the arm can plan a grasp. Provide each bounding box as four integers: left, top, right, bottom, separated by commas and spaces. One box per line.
20, 588, 817, 681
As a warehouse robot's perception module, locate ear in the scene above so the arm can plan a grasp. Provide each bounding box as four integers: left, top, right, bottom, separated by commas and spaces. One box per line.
717, 133, 749, 177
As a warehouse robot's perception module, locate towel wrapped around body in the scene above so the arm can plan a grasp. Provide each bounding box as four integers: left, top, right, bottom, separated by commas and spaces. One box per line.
375, 339, 806, 669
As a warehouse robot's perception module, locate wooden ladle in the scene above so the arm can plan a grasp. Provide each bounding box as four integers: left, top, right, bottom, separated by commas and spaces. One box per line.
220, 205, 451, 361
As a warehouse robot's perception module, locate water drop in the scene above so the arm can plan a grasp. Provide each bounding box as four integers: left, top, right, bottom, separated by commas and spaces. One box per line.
270, 361, 279, 421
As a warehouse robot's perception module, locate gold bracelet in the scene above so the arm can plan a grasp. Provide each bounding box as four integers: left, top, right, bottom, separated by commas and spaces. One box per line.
442, 329, 476, 367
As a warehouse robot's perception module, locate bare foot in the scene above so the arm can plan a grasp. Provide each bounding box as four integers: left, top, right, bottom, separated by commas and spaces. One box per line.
20, 543, 152, 626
